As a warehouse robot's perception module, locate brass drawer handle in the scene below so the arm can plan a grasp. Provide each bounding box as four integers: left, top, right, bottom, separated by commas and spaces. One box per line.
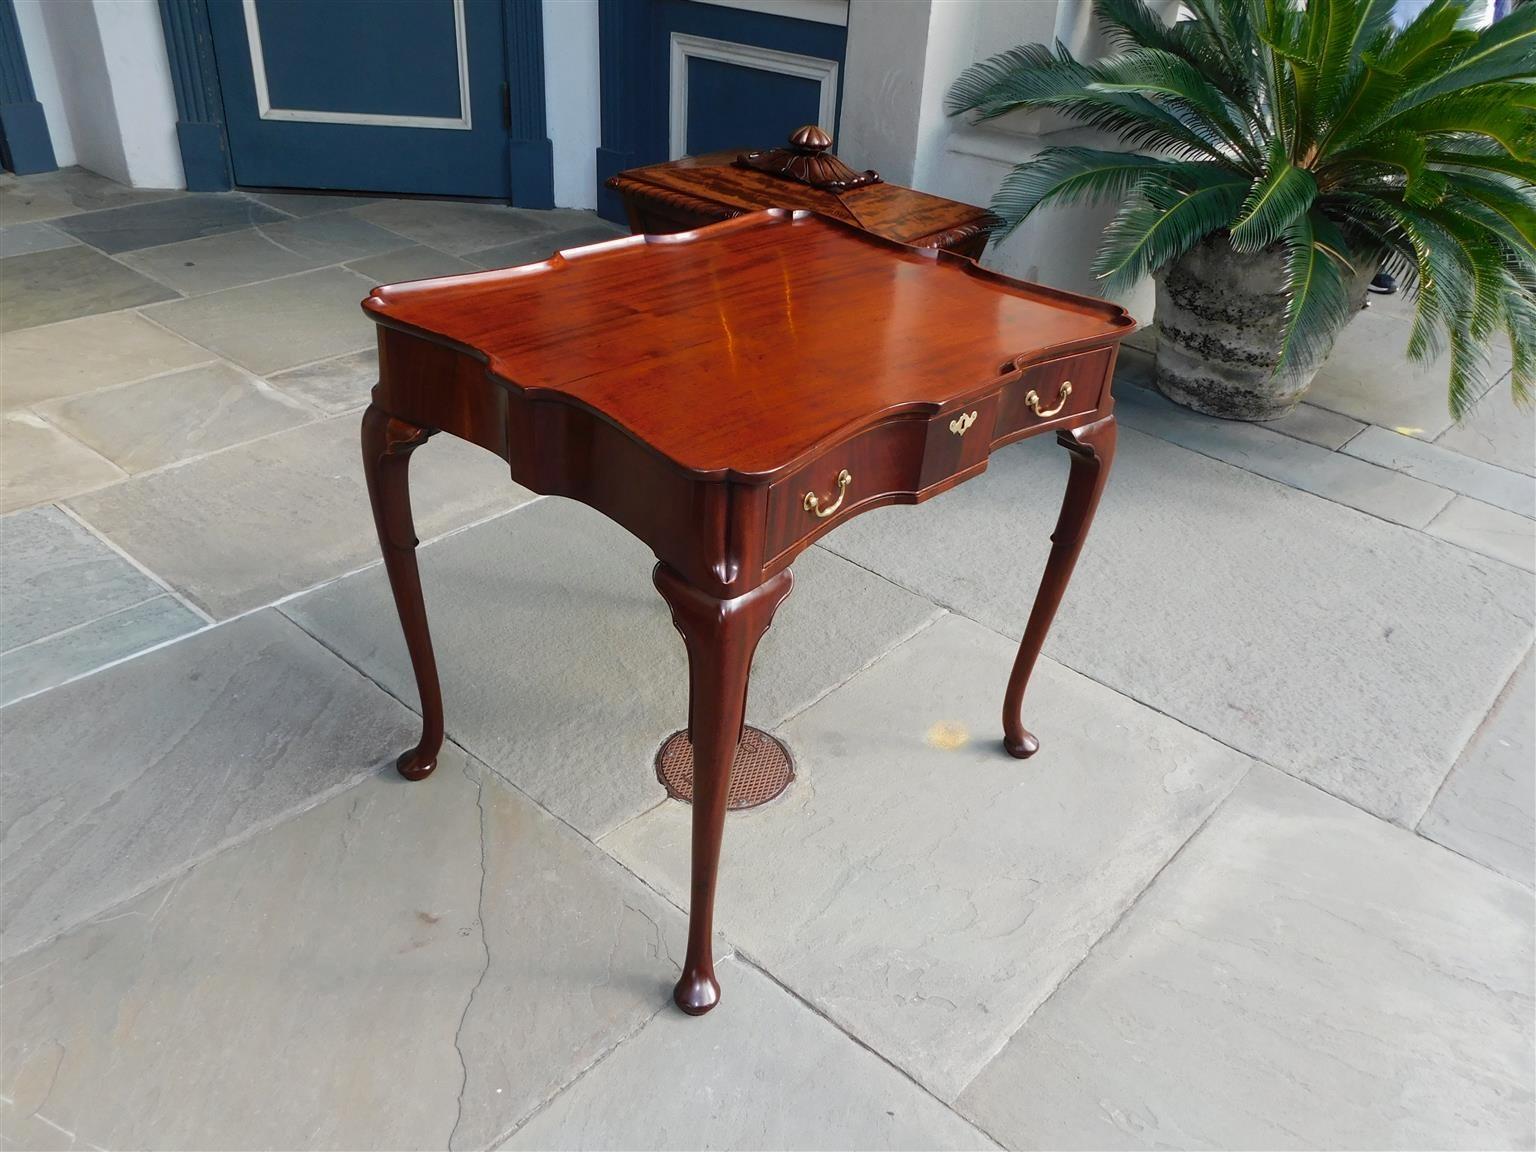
803, 469, 851, 518
949, 410, 978, 436
1025, 380, 1072, 418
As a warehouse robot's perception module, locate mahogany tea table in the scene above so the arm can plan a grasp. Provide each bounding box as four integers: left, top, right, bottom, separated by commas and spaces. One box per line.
359, 210, 1134, 1016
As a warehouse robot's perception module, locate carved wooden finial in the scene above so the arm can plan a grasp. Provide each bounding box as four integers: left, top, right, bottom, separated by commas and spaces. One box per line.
789, 124, 833, 152
734, 126, 882, 192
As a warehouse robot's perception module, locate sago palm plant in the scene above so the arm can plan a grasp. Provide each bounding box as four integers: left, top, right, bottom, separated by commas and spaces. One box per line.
947, 0, 1535, 418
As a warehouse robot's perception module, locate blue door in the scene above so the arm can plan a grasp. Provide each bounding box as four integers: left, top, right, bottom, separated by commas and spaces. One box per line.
206, 0, 510, 197
650, 0, 847, 160
598, 0, 848, 218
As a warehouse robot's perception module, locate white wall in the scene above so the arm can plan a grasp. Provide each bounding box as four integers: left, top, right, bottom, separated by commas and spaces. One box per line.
837, 0, 931, 184
32, 0, 184, 188
837, 0, 1157, 321
13, 0, 75, 167
544, 0, 601, 209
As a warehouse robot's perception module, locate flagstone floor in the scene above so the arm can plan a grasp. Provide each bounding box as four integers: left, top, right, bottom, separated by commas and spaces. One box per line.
1, 167, 1532, 1151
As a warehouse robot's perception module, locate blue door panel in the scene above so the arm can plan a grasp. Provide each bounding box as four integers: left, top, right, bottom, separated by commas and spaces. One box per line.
207, 0, 509, 197
683, 59, 824, 156
641, 0, 847, 167
254, 0, 464, 119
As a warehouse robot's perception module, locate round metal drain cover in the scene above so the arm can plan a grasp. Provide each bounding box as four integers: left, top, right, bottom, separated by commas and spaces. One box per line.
654, 725, 794, 809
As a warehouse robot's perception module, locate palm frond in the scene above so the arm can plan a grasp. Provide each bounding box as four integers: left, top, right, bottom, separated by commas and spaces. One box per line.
1427, 147, 1536, 182
1230, 138, 1319, 250
1505, 279, 1536, 405
1442, 171, 1536, 254
1254, 0, 1308, 150
1334, 191, 1466, 361
1368, 87, 1536, 157
1374, 0, 1475, 78
1092, 170, 1249, 294
1096, 0, 1252, 98
1393, 2, 1536, 110
1315, 60, 1408, 154
946, 42, 1233, 160
1089, 47, 1257, 159
1426, 207, 1510, 340
947, 43, 1044, 115
1304, 0, 1398, 142
1272, 209, 1355, 373
984, 147, 1191, 241
1336, 192, 1498, 413
1319, 133, 1427, 187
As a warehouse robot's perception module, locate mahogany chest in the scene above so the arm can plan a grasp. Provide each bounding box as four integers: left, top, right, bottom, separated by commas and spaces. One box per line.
606, 127, 998, 259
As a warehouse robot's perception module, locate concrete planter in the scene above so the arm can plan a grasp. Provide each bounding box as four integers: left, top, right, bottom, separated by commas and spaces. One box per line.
1152, 235, 1367, 421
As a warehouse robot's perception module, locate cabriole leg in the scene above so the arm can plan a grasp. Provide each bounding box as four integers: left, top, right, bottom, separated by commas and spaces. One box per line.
653, 563, 793, 1014
361, 403, 444, 781
1003, 413, 1118, 758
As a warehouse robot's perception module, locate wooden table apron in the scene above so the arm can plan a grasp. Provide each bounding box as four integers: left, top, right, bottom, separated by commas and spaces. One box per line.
358, 210, 1133, 1016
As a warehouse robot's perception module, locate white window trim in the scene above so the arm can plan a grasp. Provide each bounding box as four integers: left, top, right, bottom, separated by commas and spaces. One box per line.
243, 0, 473, 130
668, 32, 839, 160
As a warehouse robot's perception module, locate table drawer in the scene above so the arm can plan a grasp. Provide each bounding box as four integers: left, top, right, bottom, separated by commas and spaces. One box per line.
995, 347, 1113, 441
763, 394, 998, 562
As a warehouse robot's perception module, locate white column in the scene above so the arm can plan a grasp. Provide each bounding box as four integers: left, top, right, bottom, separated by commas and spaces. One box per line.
13, 0, 75, 167
543, 0, 601, 209
36, 0, 183, 188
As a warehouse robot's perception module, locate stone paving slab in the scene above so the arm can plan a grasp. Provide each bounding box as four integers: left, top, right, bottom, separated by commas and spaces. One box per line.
1344, 424, 1535, 519
1426, 494, 1536, 573
0, 743, 694, 1151
0, 245, 178, 333
0, 311, 214, 411
68, 413, 531, 618
452, 752, 694, 1150
503, 957, 994, 1151
346, 244, 482, 284
257, 213, 410, 265
354, 200, 558, 256
1434, 383, 1536, 477
821, 429, 1535, 825
282, 498, 942, 839
0, 506, 164, 651
246, 191, 378, 217
0, 221, 77, 258
955, 766, 1536, 1151
0, 168, 179, 226
0, 610, 419, 958
143, 265, 377, 374
603, 614, 1253, 1100
1115, 349, 1367, 453
37, 361, 313, 474
0, 412, 124, 513
1420, 651, 1535, 887
1259, 401, 1367, 450
0, 594, 202, 708
52, 192, 285, 254
1306, 305, 1512, 439
266, 347, 379, 414
1114, 383, 1455, 529
0, 508, 200, 706
117, 226, 330, 296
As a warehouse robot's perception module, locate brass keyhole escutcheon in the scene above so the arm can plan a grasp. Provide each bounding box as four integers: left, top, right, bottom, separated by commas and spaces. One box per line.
803, 468, 852, 518
949, 410, 978, 436
1025, 380, 1072, 419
